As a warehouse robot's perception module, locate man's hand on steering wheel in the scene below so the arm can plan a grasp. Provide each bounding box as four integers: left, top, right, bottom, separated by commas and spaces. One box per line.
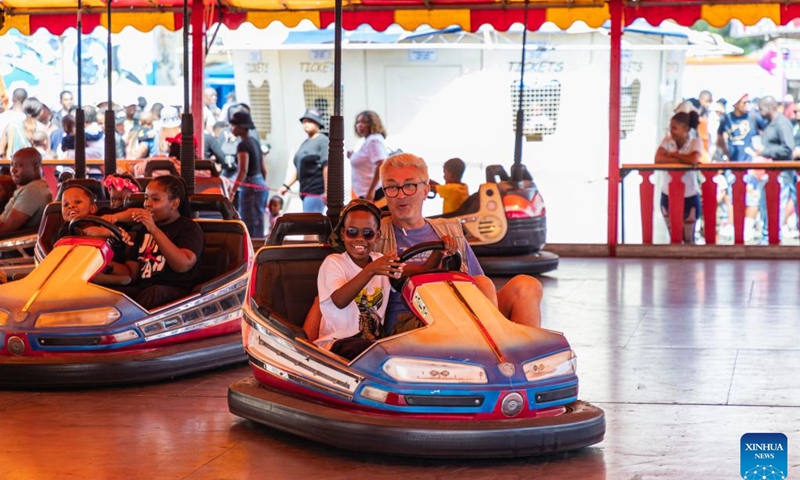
390, 240, 462, 291
440, 234, 458, 257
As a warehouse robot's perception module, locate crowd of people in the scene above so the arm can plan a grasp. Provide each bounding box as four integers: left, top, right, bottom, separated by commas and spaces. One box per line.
657, 89, 800, 244
0, 86, 246, 169
0, 88, 476, 240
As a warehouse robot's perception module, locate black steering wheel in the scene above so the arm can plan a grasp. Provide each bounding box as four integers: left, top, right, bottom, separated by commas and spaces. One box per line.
68, 215, 127, 245
390, 241, 463, 291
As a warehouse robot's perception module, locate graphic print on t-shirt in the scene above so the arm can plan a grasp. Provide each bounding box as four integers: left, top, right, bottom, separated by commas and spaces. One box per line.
397, 247, 432, 264
138, 233, 166, 279
355, 287, 384, 341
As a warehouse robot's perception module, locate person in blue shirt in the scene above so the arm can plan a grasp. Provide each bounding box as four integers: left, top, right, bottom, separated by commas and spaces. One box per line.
377, 153, 543, 334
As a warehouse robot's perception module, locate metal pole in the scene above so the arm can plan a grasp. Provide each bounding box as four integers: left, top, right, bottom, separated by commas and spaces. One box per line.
327, 0, 345, 227
180, 0, 196, 194
75, 0, 86, 179
104, 0, 116, 176
511, 0, 529, 184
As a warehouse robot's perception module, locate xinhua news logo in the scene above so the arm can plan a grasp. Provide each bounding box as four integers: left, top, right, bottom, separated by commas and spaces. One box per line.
740, 433, 787, 480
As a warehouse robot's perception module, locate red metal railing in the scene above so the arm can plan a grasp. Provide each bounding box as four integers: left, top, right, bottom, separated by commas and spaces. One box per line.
620, 162, 800, 245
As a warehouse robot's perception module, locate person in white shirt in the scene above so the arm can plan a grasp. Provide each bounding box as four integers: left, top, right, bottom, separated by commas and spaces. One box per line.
348, 110, 388, 201
655, 110, 703, 244
315, 200, 403, 359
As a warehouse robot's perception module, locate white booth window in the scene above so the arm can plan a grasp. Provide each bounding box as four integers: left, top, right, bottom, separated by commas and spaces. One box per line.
510, 79, 561, 138
620, 79, 641, 138
247, 80, 272, 140
303, 80, 343, 132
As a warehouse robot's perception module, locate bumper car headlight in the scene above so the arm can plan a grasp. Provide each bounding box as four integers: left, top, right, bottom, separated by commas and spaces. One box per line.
383, 357, 488, 384
0, 309, 8, 326
523, 350, 577, 382
36, 308, 122, 328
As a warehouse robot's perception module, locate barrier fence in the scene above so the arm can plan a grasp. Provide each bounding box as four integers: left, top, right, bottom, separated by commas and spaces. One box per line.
621, 161, 800, 246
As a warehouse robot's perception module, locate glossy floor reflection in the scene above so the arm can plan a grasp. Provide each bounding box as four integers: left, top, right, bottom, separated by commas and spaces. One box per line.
2, 258, 798, 479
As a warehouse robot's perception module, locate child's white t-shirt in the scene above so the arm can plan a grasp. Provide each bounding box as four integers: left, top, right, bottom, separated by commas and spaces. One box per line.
315, 251, 390, 350
658, 135, 703, 197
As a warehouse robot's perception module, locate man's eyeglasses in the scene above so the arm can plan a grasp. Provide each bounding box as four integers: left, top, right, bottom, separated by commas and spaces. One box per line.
383, 181, 427, 198
344, 227, 377, 241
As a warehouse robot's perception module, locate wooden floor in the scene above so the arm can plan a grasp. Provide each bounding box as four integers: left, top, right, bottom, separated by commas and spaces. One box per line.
2, 258, 798, 479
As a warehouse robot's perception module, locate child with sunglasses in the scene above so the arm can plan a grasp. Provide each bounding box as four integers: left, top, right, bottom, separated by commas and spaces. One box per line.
315, 199, 404, 360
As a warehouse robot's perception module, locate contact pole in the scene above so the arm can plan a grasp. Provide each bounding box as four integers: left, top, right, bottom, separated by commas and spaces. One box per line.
75, 0, 86, 179
327, 0, 345, 227
104, 0, 116, 175
511, 0, 529, 185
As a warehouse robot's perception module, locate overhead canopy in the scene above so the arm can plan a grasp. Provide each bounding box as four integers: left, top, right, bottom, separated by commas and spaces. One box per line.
2, 0, 800, 35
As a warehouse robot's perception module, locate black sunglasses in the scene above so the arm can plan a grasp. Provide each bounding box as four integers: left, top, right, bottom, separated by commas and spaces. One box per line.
344, 227, 377, 241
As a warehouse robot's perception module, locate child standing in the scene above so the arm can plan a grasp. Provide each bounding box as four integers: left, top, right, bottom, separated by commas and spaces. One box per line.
655, 111, 703, 244
266, 195, 283, 236
315, 200, 403, 360
429, 157, 469, 214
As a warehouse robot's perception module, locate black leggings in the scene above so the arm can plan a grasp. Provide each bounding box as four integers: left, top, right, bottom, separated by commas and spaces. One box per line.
331, 336, 374, 360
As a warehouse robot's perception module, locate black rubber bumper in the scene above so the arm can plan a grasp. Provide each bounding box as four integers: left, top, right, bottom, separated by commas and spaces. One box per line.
478, 250, 559, 277
228, 377, 605, 458
0, 333, 246, 389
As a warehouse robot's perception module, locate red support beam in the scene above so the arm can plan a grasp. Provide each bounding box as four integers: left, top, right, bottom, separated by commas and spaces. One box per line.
638, 171, 654, 244
607, 0, 622, 256
731, 170, 747, 245
191, 0, 205, 156
667, 171, 686, 244
766, 170, 781, 245
701, 170, 717, 245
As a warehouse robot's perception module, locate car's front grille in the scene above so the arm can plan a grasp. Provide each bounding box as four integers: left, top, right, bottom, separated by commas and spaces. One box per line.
535, 386, 577, 404
404, 395, 485, 407
38, 336, 101, 346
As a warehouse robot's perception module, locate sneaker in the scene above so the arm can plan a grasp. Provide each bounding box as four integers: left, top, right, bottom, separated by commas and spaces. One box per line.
719, 223, 734, 237
781, 225, 800, 239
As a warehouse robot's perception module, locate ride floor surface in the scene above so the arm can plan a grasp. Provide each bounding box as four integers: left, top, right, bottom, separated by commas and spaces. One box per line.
1, 258, 798, 479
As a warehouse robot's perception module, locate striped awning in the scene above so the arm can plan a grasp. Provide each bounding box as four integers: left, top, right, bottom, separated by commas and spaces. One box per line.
1, 0, 800, 35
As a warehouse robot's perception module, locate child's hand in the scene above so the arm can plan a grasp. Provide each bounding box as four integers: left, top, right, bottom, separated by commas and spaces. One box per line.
367, 254, 404, 279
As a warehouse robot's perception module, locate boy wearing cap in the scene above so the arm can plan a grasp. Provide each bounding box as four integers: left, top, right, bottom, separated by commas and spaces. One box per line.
315, 200, 405, 360
279, 109, 329, 213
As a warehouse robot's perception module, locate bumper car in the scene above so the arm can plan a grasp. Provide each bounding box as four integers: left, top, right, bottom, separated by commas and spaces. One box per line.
228, 217, 603, 458
435, 164, 558, 276
376, 164, 558, 277
0, 193, 252, 388
0, 229, 37, 282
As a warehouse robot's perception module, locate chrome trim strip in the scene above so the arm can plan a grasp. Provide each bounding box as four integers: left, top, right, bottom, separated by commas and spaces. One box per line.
247, 353, 355, 401
136, 277, 246, 327
143, 311, 240, 341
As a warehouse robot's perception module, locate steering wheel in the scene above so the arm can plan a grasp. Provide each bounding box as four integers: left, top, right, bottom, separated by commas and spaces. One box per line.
390, 241, 463, 291
68, 216, 133, 286
68, 215, 127, 245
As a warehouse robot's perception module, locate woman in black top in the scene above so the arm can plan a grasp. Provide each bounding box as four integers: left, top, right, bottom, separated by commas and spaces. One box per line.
119, 175, 205, 310
279, 108, 329, 213
230, 111, 268, 238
